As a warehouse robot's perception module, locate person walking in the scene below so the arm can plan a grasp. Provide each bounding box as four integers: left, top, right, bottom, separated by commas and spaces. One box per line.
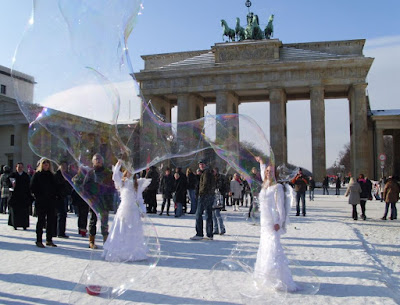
190, 160, 215, 241
30, 159, 58, 248
291, 168, 308, 216
381, 176, 399, 220
8, 163, 31, 231
344, 177, 362, 220
159, 168, 174, 216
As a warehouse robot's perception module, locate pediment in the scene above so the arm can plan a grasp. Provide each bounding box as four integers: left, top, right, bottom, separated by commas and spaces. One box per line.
0, 97, 22, 114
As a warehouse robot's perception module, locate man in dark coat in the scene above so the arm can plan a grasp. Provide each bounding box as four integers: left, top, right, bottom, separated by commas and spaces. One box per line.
173, 171, 187, 217
190, 160, 216, 240
8, 162, 31, 230
54, 162, 72, 238
144, 166, 160, 214
291, 168, 308, 217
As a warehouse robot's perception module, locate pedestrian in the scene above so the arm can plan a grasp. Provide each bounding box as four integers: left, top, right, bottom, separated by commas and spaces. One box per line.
213, 167, 228, 211
82, 153, 115, 249
381, 176, 399, 220
8, 162, 31, 231
144, 166, 160, 214
308, 176, 315, 201
212, 188, 226, 235
159, 168, 174, 216
103, 160, 151, 262
173, 171, 186, 217
54, 162, 71, 238
186, 168, 198, 214
335, 177, 341, 195
291, 168, 308, 216
357, 174, 370, 220
344, 177, 362, 220
248, 167, 262, 218
0, 165, 12, 214
379, 177, 386, 202
72, 168, 89, 237
190, 160, 215, 241
322, 176, 329, 195
254, 156, 297, 292
175, 167, 187, 213
230, 173, 243, 211
30, 159, 58, 248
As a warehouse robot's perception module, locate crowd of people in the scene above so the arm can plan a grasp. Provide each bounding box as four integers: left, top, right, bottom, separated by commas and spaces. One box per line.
0, 154, 399, 294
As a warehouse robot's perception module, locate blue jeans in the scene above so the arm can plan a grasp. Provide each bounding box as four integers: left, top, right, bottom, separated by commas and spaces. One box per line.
309, 189, 314, 201
296, 191, 306, 215
175, 202, 183, 217
188, 189, 197, 214
212, 209, 225, 234
195, 194, 214, 238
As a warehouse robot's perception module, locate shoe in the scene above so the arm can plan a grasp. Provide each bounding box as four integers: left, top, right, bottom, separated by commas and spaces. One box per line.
222, 209, 227, 211
353, 218, 358, 220
36, 241, 45, 248
79, 230, 87, 237
159, 212, 163, 215
190, 235, 203, 240
381, 217, 387, 220
220, 231, 226, 235
389, 217, 393, 220
213, 231, 219, 235
46, 241, 57, 247
166, 213, 170, 216
362, 215, 366, 220
204, 236, 213, 240
296, 214, 300, 216
303, 214, 306, 217
23, 227, 27, 230
58, 235, 69, 239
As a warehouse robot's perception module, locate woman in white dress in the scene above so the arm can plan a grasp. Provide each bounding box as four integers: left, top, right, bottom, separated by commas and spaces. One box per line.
103, 160, 151, 262
253, 156, 297, 292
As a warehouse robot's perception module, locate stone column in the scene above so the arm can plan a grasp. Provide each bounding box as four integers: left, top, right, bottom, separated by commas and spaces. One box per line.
269, 88, 287, 166
215, 91, 239, 169
393, 130, 400, 177
13, 124, 23, 163
349, 83, 369, 177
375, 128, 384, 179
310, 86, 326, 182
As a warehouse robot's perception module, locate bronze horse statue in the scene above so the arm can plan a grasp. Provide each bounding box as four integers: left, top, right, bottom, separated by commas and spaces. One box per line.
235, 17, 246, 41
264, 14, 274, 39
221, 19, 235, 42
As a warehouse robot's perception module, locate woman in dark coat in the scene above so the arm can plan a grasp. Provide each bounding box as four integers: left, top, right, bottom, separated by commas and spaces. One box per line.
159, 168, 175, 216
173, 172, 187, 217
30, 159, 58, 248
8, 163, 31, 230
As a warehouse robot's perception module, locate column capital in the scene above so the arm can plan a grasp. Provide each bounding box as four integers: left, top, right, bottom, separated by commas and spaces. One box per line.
269, 88, 287, 103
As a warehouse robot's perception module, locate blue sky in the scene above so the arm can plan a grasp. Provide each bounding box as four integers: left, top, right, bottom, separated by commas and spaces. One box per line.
1, 1, 399, 174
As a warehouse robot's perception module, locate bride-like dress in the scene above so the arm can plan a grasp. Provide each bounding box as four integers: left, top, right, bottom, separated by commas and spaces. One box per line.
254, 164, 297, 292
103, 163, 151, 262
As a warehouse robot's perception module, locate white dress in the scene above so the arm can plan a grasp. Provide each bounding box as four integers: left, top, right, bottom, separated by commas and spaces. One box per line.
254, 164, 297, 292
103, 163, 151, 262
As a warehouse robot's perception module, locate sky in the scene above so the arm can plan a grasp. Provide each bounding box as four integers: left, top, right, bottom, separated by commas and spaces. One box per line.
1, 0, 400, 174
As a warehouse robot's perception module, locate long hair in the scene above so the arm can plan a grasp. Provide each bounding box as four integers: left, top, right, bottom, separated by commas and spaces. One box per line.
122, 170, 138, 191
262, 163, 278, 188
36, 158, 54, 173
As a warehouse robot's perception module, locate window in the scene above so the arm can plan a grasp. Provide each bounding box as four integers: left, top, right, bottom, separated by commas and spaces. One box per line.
10, 134, 14, 146
1, 85, 6, 95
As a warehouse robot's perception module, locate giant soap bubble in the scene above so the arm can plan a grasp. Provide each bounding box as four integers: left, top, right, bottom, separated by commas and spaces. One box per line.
10, 0, 284, 303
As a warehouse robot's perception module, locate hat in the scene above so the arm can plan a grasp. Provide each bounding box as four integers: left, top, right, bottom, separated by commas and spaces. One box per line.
198, 160, 206, 164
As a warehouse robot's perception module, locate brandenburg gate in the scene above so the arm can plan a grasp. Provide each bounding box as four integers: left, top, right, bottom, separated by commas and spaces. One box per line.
135, 39, 374, 182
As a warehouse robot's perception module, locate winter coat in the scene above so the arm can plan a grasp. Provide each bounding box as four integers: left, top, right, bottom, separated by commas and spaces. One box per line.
230, 179, 243, 199
30, 170, 58, 207
198, 168, 215, 196
187, 172, 197, 190
145, 167, 160, 192
159, 174, 175, 199
383, 179, 400, 203
358, 179, 370, 200
174, 175, 187, 204
345, 182, 362, 205
291, 174, 308, 192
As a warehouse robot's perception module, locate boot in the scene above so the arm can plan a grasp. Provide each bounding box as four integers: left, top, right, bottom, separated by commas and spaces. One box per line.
166, 203, 171, 216
103, 233, 109, 244
89, 235, 98, 249
159, 204, 165, 215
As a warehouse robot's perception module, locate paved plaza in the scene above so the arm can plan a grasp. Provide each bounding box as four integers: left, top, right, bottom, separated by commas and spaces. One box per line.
0, 189, 399, 305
